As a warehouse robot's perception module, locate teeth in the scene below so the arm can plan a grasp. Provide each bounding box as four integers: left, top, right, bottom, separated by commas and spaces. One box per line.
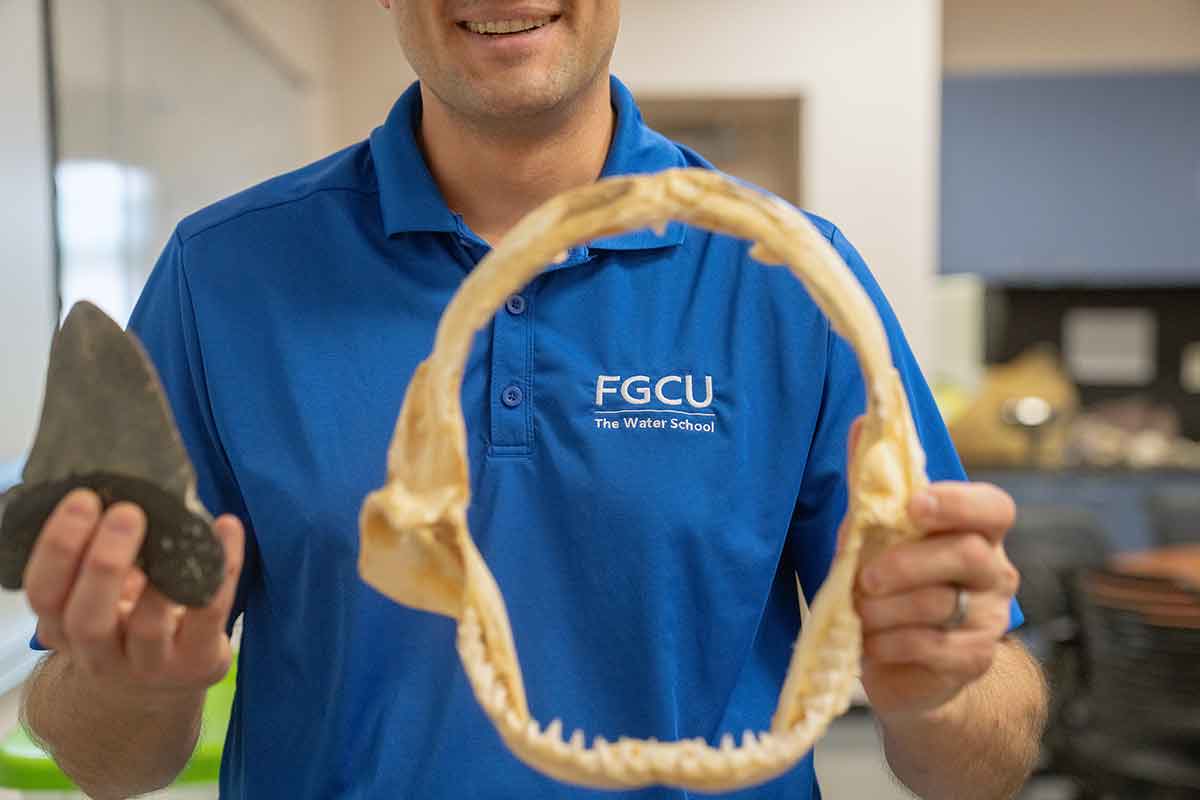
465, 16, 553, 35
760, 732, 786, 761
457, 598, 837, 787
651, 745, 674, 774
474, 662, 495, 689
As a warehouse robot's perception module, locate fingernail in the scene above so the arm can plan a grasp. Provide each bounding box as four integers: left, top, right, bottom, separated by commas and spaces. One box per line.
63, 490, 98, 517
106, 506, 142, 534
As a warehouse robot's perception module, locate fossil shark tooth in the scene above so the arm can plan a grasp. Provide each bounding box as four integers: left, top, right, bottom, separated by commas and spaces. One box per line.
0, 301, 224, 606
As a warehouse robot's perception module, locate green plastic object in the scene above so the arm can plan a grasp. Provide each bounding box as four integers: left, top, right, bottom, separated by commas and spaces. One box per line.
0, 662, 236, 790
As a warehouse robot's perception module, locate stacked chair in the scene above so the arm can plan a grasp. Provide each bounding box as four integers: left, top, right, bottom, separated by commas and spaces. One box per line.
1004, 506, 1111, 786
1068, 569, 1200, 798
1146, 488, 1200, 548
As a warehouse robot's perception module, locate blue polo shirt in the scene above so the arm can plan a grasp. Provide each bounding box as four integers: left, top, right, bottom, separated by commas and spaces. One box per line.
102, 77, 1016, 798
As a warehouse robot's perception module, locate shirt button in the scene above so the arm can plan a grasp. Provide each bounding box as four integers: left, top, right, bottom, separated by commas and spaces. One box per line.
501, 384, 524, 408
505, 294, 527, 315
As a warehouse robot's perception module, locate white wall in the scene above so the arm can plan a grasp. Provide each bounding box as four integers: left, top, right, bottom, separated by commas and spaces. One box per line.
613, 1, 942, 365
50, 0, 316, 323
0, 0, 57, 463
212, 0, 341, 157
944, 0, 1200, 74
331, 1, 417, 149
220, 0, 416, 154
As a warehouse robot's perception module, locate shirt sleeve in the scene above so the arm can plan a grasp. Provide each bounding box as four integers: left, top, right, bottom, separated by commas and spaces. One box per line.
786, 225, 1023, 632
31, 230, 257, 651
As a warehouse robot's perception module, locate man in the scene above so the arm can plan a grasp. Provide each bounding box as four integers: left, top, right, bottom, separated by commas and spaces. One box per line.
21, 2, 1047, 798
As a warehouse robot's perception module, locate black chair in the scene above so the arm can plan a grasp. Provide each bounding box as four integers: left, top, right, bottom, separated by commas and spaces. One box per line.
1005, 505, 1110, 784
1065, 570, 1200, 799
1146, 488, 1200, 547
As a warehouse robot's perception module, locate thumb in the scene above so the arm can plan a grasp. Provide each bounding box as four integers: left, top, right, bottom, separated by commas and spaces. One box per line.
176, 515, 244, 655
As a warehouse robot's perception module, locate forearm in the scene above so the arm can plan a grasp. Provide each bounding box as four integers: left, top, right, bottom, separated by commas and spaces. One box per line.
878, 639, 1047, 800
21, 652, 205, 800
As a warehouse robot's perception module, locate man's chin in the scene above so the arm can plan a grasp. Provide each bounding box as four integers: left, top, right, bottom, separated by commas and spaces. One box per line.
468, 82, 573, 121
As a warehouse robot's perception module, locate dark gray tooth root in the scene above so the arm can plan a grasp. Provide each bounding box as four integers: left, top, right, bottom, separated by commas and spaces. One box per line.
0, 472, 224, 607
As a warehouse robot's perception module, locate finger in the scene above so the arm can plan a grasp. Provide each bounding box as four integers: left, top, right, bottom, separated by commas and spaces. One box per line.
864, 626, 998, 682
859, 533, 1006, 595
834, 518, 850, 555
117, 568, 149, 619
61, 503, 146, 672
858, 587, 1014, 636
34, 619, 67, 651
124, 585, 182, 676
857, 585, 959, 633
24, 490, 102, 619
176, 515, 244, 654
909, 482, 1016, 543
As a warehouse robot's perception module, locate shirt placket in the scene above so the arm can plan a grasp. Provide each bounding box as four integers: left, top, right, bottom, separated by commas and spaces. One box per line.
487, 243, 593, 457
490, 279, 533, 456
452, 220, 593, 457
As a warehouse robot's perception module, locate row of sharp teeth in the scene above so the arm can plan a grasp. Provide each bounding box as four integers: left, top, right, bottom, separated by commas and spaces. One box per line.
456, 606, 855, 786
464, 17, 553, 34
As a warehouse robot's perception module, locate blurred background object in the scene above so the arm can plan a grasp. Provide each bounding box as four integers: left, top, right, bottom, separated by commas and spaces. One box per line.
950, 346, 1079, 469
637, 96, 802, 205
942, 4, 1200, 797
1068, 566, 1200, 798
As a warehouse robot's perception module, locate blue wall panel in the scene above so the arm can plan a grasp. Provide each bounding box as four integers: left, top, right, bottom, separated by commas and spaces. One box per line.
941, 72, 1200, 284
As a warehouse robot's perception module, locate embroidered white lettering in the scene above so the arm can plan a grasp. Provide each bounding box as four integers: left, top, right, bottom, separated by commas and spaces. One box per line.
654, 376, 683, 406
684, 375, 713, 408
620, 375, 652, 405
670, 418, 715, 433
595, 374, 715, 410
596, 375, 620, 406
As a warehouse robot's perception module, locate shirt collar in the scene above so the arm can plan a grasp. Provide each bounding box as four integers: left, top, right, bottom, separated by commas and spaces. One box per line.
369, 75, 687, 251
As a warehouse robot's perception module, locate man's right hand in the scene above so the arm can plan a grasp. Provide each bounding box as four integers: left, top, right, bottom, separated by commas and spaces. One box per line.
24, 488, 244, 695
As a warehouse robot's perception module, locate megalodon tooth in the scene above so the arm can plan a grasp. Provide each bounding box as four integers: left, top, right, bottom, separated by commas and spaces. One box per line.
0, 301, 224, 607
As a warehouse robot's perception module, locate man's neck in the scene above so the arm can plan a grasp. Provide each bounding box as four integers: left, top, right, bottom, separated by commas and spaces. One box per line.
418, 78, 615, 245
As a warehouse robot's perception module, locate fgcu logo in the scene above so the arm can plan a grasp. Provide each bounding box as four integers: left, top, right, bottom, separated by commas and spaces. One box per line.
594, 374, 713, 408
593, 374, 717, 433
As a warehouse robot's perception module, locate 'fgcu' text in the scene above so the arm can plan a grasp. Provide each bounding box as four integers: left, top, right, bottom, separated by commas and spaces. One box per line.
593, 374, 717, 434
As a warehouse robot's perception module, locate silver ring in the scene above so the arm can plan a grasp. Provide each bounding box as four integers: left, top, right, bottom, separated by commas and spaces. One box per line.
942, 586, 969, 630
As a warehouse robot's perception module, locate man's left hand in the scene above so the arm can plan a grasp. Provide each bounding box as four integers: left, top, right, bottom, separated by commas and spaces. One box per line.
855, 480, 1020, 717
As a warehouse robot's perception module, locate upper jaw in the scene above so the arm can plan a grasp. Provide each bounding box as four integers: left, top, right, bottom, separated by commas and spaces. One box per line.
461, 17, 559, 34
453, 4, 563, 24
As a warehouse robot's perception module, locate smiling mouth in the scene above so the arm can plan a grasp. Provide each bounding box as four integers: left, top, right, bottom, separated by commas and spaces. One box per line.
459, 15, 560, 35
